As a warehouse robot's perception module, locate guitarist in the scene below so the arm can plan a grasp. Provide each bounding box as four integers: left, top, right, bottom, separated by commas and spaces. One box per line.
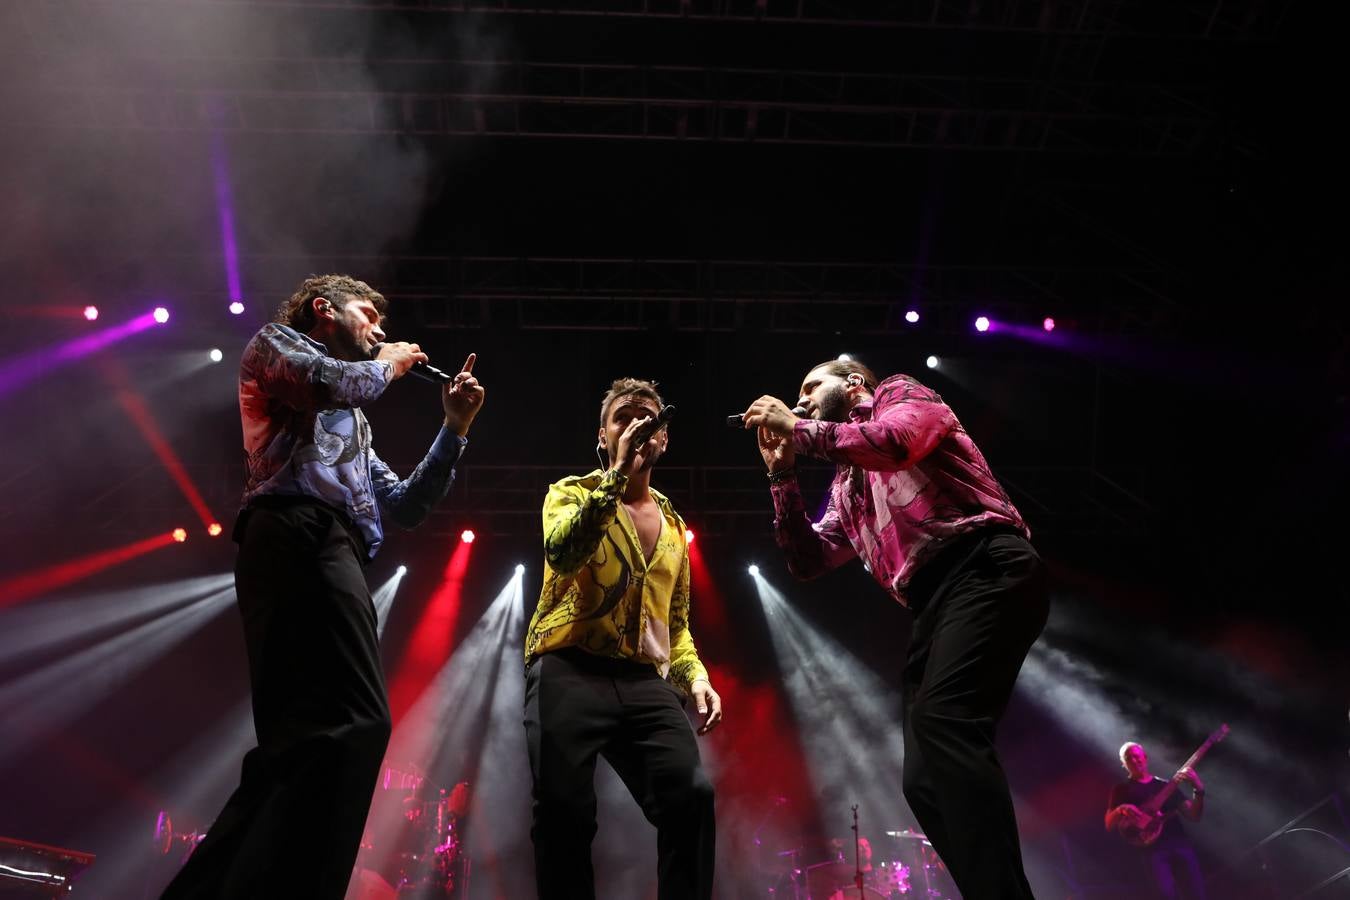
1104, 742, 1207, 899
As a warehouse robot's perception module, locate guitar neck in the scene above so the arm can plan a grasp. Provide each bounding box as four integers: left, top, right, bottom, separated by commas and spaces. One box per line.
1148, 778, 1180, 811
1146, 727, 1227, 812
1181, 734, 1220, 771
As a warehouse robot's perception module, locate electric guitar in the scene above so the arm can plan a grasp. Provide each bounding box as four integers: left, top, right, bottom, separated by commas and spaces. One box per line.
1115, 723, 1229, 848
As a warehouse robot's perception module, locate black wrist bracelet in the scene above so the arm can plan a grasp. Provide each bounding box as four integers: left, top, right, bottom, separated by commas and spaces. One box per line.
767, 468, 797, 484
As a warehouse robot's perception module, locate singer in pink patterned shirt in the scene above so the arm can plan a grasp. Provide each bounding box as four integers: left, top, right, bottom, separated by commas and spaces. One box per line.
741, 358, 1049, 900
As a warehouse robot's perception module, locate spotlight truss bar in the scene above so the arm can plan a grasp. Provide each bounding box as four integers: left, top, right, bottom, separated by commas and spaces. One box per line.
59, 255, 1185, 337
43, 0, 1280, 37
16, 74, 1220, 157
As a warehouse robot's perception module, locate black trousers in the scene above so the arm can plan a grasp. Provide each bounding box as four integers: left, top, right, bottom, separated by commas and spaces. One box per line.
900, 528, 1050, 900
524, 647, 716, 900
1147, 843, 1207, 900
162, 500, 392, 900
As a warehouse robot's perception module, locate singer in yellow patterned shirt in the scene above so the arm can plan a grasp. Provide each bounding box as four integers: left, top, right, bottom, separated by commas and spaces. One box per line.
523, 377, 720, 900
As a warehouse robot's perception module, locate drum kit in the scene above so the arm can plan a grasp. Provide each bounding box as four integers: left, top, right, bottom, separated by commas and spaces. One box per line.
149, 764, 471, 900
151, 770, 953, 900
151, 810, 206, 865
763, 826, 956, 899
349, 763, 471, 899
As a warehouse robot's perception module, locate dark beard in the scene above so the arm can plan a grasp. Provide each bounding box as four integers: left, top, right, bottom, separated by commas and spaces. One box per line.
638, 442, 664, 471
325, 328, 368, 363
814, 384, 852, 422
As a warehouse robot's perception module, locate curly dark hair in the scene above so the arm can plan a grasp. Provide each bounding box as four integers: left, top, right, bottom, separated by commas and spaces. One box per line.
599, 377, 664, 426
273, 274, 388, 333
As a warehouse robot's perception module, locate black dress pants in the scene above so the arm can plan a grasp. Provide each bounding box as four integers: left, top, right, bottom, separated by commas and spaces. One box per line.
900, 528, 1050, 900
524, 647, 715, 900
162, 500, 392, 900
1147, 843, 1207, 900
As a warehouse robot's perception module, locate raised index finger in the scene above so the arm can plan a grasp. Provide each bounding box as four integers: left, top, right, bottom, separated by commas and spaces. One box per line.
460, 352, 477, 373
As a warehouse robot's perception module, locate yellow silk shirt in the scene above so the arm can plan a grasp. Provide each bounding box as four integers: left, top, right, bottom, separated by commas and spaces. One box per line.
524, 468, 709, 694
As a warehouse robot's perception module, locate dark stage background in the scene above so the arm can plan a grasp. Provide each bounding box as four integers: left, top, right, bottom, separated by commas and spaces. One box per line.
0, 2, 1345, 898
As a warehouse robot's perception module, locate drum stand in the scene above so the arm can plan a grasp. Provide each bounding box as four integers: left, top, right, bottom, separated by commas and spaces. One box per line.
850, 805, 866, 900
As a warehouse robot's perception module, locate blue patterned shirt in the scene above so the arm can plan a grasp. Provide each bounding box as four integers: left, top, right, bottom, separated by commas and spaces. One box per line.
239, 323, 464, 558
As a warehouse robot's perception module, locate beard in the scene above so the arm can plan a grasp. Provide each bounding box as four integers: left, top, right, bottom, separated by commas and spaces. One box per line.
327, 321, 373, 363
813, 384, 853, 422
636, 438, 665, 471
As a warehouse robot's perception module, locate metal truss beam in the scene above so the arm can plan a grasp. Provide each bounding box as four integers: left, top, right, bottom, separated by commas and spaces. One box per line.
11, 81, 1216, 155
20, 0, 1287, 38
63, 254, 1184, 335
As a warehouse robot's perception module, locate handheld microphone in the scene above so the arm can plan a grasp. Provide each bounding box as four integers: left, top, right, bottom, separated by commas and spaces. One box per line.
370, 344, 454, 384
632, 405, 676, 446
596, 405, 673, 467
725, 405, 807, 428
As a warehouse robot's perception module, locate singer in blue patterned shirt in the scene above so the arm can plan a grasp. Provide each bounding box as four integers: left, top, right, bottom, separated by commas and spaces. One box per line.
163, 274, 485, 900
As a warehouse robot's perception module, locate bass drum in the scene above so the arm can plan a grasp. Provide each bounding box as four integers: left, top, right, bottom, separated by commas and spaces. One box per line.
345, 867, 397, 900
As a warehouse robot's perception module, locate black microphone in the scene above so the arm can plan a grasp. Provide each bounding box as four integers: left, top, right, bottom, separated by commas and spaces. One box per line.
630, 405, 676, 447
370, 344, 454, 384
725, 405, 807, 428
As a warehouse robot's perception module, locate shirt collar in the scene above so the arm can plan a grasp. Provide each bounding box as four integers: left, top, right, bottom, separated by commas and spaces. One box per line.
848, 397, 875, 423
299, 332, 328, 354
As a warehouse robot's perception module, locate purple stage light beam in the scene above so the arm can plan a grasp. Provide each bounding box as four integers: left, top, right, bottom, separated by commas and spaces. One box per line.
984, 318, 1079, 350
208, 108, 244, 313
0, 312, 160, 398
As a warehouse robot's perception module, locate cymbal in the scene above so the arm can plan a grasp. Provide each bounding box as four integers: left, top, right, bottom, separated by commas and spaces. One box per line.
805, 860, 857, 885
153, 811, 173, 855
884, 829, 928, 840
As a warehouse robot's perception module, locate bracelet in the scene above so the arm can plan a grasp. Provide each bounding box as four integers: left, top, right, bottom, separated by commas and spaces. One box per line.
767, 468, 797, 484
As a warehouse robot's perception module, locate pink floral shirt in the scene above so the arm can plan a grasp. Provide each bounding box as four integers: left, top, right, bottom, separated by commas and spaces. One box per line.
770, 374, 1028, 607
